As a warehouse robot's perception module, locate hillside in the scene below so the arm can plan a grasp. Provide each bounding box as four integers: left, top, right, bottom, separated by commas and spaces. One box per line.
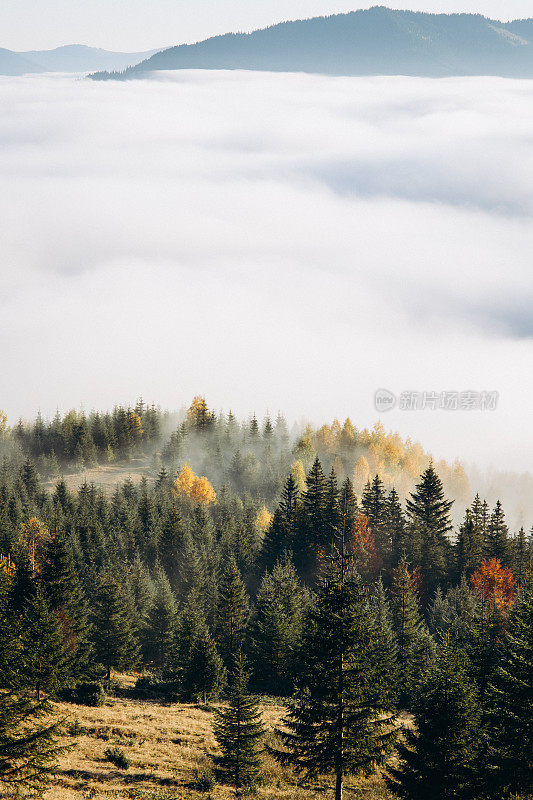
0, 44, 159, 75
0, 47, 42, 75
90, 7, 533, 81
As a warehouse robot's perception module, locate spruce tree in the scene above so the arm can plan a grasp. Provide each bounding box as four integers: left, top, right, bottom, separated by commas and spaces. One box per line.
362, 475, 391, 567
387, 635, 482, 800
142, 565, 176, 673
91, 572, 139, 680
455, 509, 483, 579
486, 501, 509, 565
213, 653, 264, 791
21, 588, 67, 700
260, 473, 299, 572
385, 488, 407, 568
370, 578, 399, 708
0, 691, 66, 795
247, 553, 308, 695
390, 557, 433, 705
273, 551, 395, 800
40, 532, 92, 680
483, 581, 533, 798
406, 464, 453, 593
296, 456, 329, 576
217, 558, 249, 671
185, 624, 226, 703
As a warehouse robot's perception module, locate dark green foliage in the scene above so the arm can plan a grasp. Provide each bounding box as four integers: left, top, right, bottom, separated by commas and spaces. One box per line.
217, 557, 249, 671
247, 553, 309, 695
370, 578, 399, 708
91, 572, 139, 680
363, 475, 391, 566
406, 464, 453, 593
40, 532, 92, 680
273, 554, 396, 800
142, 565, 176, 673
260, 473, 299, 572
486, 501, 509, 565
390, 557, 434, 705
73, 681, 106, 707
21, 588, 67, 700
483, 582, 533, 798
0, 690, 66, 795
213, 654, 264, 790
387, 635, 482, 800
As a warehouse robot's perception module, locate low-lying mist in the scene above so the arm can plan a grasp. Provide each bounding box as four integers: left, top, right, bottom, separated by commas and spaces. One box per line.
1, 70, 533, 484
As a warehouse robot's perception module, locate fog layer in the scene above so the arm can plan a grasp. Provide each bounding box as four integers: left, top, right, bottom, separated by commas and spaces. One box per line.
1, 71, 532, 471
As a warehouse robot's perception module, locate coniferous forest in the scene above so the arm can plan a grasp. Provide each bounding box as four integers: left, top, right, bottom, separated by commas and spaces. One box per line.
0, 397, 531, 800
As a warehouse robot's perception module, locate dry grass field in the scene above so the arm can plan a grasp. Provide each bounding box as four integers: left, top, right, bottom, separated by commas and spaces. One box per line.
43, 458, 153, 496
47, 677, 393, 800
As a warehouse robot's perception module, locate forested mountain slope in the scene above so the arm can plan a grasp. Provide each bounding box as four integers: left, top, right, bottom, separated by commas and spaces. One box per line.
91, 7, 533, 81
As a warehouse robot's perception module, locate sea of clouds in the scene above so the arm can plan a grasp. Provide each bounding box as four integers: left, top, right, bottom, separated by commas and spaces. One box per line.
1, 69, 533, 480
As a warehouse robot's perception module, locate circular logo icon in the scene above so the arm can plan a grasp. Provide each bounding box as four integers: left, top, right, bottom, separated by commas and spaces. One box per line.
374, 389, 396, 412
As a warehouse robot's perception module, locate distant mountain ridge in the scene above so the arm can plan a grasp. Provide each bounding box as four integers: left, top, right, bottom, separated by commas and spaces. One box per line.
90, 6, 533, 81
0, 44, 160, 76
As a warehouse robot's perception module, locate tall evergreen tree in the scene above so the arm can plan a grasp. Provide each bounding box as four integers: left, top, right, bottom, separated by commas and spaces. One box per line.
406, 464, 453, 594
387, 635, 482, 800
260, 473, 299, 571
390, 557, 433, 705
40, 532, 92, 680
213, 653, 264, 790
247, 553, 308, 695
385, 488, 407, 568
273, 550, 395, 800
370, 578, 399, 708
20, 588, 67, 701
362, 475, 391, 567
486, 501, 509, 565
91, 572, 139, 680
217, 558, 249, 671
142, 565, 176, 673
455, 509, 483, 579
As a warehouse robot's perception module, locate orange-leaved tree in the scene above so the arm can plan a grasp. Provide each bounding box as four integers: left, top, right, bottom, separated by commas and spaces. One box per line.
470, 558, 517, 613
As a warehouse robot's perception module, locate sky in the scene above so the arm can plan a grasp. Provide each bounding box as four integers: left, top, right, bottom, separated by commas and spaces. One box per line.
1, 70, 533, 477
1, 1, 533, 51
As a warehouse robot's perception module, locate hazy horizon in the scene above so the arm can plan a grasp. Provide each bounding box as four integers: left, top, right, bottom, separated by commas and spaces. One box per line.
1, 1, 533, 52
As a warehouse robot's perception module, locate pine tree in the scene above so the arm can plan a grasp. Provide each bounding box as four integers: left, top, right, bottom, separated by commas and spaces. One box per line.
91, 572, 139, 680
296, 456, 329, 578
509, 526, 530, 587
370, 578, 399, 708
0, 690, 66, 795
455, 509, 483, 579
173, 598, 226, 702
40, 532, 92, 681
387, 635, 482, 800
390, 557, 433, 705
362, 475, 391, 567
483, 581, 533, 798
142, 565, 176, 673
21, 588, 67, 701
247, 553, 308, 695
486, 501, 509, 565
217, 558, 249, 671
213, 653, 264, 791
260, 473, 299, 571
385, 488, 407, 567
273, 552, 396, 800
406, 465, 453, 593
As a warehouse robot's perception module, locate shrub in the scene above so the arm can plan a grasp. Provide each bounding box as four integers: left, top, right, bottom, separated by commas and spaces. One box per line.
104, 746, 130, 770
193, 767, 216, 791
67, 718, 85, 737
76, 682, 106, 707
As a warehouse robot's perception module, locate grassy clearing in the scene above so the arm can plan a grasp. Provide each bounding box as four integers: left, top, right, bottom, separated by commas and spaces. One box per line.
43, 458, 152, 495
48, 679, 393, 800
